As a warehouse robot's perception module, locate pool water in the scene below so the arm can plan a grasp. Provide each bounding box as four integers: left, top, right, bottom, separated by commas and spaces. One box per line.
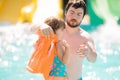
83, 22, 120, 80
0, 24, 44, 80
0, 23, 120, 80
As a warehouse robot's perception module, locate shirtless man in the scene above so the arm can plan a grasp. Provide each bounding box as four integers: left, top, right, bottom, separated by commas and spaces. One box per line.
62, 1, 97, 80
35, 0, 97, 80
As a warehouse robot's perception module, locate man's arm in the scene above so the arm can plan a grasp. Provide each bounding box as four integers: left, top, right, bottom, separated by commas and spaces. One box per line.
76, 32, 97, 62
85, 39, 97, 62
25, 23, 54, 37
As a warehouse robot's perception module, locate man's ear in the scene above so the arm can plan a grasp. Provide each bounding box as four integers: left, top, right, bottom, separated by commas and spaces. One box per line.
64, 11, 67, 17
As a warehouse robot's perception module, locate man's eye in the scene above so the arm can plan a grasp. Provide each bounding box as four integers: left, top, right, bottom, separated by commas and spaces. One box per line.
70, 12, 74, 14
78, 13, 82, 16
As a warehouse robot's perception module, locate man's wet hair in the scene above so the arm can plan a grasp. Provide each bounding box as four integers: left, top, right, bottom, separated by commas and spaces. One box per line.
65, 0, 86, 16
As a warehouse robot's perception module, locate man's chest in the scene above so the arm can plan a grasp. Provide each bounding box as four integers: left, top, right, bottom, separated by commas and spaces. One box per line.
63, 34, 87, 54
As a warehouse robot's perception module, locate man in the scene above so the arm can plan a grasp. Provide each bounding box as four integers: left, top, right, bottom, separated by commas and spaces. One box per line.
62, 1, 97, 80
36, 0, 97, 80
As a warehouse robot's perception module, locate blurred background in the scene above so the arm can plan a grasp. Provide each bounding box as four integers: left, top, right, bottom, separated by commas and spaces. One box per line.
0, 0, 120, 80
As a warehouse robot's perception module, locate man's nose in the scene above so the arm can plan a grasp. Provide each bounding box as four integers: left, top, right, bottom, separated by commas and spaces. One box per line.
72, 14, 77, 19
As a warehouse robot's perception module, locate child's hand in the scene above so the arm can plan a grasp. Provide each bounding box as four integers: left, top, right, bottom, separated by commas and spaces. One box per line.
61, 40, 70, 49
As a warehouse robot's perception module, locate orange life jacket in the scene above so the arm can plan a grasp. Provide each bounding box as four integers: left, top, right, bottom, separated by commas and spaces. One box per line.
26, 30, 58, 79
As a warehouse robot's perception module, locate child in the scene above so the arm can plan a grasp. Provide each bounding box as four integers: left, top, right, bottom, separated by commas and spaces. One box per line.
27, 16, 70, 80
44, 17, 70, 80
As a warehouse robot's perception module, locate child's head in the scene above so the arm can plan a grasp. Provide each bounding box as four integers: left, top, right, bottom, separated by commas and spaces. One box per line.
44, 16, 65, 33
44, 16, 65, 39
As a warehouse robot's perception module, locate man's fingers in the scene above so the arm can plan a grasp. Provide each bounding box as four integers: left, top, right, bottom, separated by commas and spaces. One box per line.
41, 27, 54, 39
76, 47, 87, 57
78, 52, 86, 57
42, 29, 50, 38
49, 27, 54, 36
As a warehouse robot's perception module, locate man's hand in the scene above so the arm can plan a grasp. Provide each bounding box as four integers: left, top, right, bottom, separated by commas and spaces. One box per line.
40, 23, 54, 38
29, 23, 54, 38
76, 42, 91, 57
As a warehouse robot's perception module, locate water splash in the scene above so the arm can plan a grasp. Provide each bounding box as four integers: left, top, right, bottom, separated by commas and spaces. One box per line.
0, 24, 43, 80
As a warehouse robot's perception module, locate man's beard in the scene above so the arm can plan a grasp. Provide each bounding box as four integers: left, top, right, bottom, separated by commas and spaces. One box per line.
66, 19, 81, 28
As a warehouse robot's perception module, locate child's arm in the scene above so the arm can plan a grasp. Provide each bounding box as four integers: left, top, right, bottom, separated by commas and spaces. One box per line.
57, 40, 71, 64
62, 40, 71, 64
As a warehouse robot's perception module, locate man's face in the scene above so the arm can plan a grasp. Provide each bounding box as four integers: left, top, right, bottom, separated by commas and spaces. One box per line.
65, 6, 84, 28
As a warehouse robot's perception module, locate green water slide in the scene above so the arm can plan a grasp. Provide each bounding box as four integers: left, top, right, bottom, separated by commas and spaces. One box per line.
107, 0, 120, 24
88, 0, 120, 25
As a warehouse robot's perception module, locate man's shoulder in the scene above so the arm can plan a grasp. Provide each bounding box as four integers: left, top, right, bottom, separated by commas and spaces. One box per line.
81, 29, 90, 36
81, 29, 93, 41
